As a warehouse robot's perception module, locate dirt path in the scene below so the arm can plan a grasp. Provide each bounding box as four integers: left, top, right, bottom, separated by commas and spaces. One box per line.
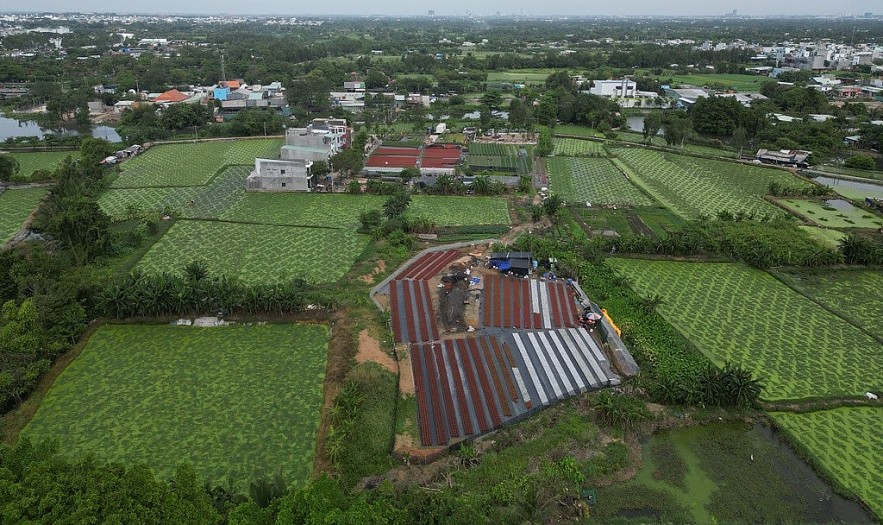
356, 329, 396, 372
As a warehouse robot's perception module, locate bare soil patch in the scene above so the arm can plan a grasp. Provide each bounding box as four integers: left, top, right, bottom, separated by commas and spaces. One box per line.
398, 345, 415, 396
358, 259, 387, 284
356, 329, 396, 372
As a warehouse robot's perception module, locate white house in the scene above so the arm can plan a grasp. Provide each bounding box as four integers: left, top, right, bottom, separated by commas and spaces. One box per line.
588, 79, 659, 107
246, 158, 315, 192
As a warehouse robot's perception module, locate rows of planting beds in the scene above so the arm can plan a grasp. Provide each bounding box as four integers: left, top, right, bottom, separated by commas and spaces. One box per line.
23, 323, 328, 487
772, 407, 883, 520
482, 275, 581, 330
546, 157, 655, 206
608, 259, 882, 401
775, 269, 883, 339
111, 139, 283, 188
0, 188, 45, 242
552, 138, 606, 157
136, 220, 369, 285
7, 151, 72, 180
613, 148, 801, 219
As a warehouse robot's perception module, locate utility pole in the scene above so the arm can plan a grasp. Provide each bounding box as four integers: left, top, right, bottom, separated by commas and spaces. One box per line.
221, 52, 227, 83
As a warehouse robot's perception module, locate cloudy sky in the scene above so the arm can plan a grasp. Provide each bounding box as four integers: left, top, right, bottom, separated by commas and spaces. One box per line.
10, 0, 880, 16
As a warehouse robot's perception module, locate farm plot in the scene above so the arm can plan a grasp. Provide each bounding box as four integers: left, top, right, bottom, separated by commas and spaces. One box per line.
551, 125, 603, 139
608, 259, 883, 401
778, 199, 883, 229
547, 157, 655, 206
409, 196, 510, 226
7, 151, 72, 179
22, 323, 328, 487
552, 138, 606, 157
112, 139, 282, 188
774, 269, 883, 339
224, 193, 386, 228
613, 148, 793, 219
772, 408, 883, 521
0, 188, 45, 243
136, 220, 369, 284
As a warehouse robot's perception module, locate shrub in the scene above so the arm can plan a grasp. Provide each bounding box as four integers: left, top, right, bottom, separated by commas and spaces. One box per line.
844, 154, 875, 170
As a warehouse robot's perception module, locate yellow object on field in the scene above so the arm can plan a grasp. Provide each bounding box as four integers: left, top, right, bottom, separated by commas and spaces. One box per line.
601, 309, 621, 336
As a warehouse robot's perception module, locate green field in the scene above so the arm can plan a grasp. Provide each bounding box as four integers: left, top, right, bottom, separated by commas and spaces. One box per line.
136, 220, 370, 284
798, 225, 847, 249
655, 73, 767, 92
779, 198, 883, 229
551, 124, 604, 139
0, 188, 45, 242
466, 142, 532, 175
7, 151, 72, 179
775, 269, 883, 339
547, 157, 655, 206
101, 166, 510, 228
772, 408, 883, 520
608, 259, 883, 401
486, 69, 558, 84
111, 139, 283, 188
23, 323, 328, 487
552, 138, 606, 157
613, 148, 804, 219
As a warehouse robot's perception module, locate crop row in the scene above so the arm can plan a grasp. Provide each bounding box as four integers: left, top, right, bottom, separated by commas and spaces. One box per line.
772, 408, 883, 521
8, 151, 72, 180
613, 148, 788, 219
22, 323, 328, 487
466, 155, 531, 175
0, 188, 45, 243
552, 138, 606, 157
136, 220, 370, 284
547, 157, 655, 206
112, 139, 283, 188
468, 142, 523, 157
608, 259, 882, 401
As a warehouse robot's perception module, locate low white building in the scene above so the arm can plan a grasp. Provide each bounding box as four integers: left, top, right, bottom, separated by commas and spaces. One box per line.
588, 79, 659, 107
246, 158, 315, 192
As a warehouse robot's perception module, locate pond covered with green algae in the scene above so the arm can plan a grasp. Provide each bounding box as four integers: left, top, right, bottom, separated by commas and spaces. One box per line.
594, 422, 874, 524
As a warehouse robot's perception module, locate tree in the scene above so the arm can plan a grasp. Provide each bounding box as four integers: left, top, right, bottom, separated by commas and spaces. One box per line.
642, 112, 663, 143
481, 91, 502, 111
45, 196, 111, 265
330, 148, 364, 176
364, 69, 388, 89
845, 154, 874, 170
543, 194, 563, 217
383, 191, 411, 219
0, 154, 20, 182
731, 126, 748, 155
663, 112, 693, 146
535, 128, 554, 157
399, 167, 420, 184
79, 137, 115, 167
690, 96, 744, 136
311, 160, 329, 177
230, 109, 284, 136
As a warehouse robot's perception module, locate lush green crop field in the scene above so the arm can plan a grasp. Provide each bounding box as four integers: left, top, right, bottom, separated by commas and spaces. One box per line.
778, 198, 883, 229
137, 220, 369, 284
797, 226, 846, 249
547, 157, 655, 206
7, 151, 72, 179
608, 259, 883, 401
551, 124, 603, 139
486, 69, 558, 83
112, 139, 282, 188
775, 269, 883, 338
613, 148, 801, 219
468, 142, 528, 157
23, 323, 328, 487
552, 138, 606, 157
410, 196, 510, 226
772, 408, 883, 520
0, 188, 45, 242
654, 73, 767, 92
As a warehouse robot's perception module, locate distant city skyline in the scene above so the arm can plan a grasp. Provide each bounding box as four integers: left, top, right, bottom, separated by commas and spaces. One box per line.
2, 0, 879, 17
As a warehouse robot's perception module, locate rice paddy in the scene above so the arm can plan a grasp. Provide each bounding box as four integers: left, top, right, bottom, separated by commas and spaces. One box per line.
22, 323, 328, 487
772, 408, 883, 521
0, 187, 45, 242
547, 157, 655, 206
608, 259, 883, 401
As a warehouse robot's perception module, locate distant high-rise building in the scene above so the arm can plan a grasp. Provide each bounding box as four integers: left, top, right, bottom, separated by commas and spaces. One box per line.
428, 9, 435, 16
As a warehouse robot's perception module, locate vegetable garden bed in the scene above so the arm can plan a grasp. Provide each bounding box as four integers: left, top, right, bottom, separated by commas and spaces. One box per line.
0, 187, 45, 242
547, 157, 655, 206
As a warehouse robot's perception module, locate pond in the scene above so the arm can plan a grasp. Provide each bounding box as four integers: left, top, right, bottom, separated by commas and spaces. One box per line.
0, 113, 120, 143
595, 422, 874, 524
824, 198, 859, 212
626, 115, 663, 135
813, 176, 883, 201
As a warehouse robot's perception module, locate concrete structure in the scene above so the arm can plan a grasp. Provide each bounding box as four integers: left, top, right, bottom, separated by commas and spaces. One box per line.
587, 79, 659, 107
283, 118, 351, 162
755, 149, 812, 168
246, 158, 315, 192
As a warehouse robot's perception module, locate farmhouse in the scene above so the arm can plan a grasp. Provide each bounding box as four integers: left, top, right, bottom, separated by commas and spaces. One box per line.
755, 149, 812, 168
246, 158, 315, 192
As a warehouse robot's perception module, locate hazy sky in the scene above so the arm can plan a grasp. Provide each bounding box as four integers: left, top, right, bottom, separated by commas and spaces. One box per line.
11, 0, 882, 17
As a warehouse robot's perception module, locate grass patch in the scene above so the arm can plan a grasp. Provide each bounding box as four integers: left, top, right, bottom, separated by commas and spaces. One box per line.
608, 259, 882, 401
547, 157, 655, 206
136, 220, 370, 285
111, 139, 282, 188
22, 323, 328, 487
772, 408, 883, 521
0, 187, 45, 242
